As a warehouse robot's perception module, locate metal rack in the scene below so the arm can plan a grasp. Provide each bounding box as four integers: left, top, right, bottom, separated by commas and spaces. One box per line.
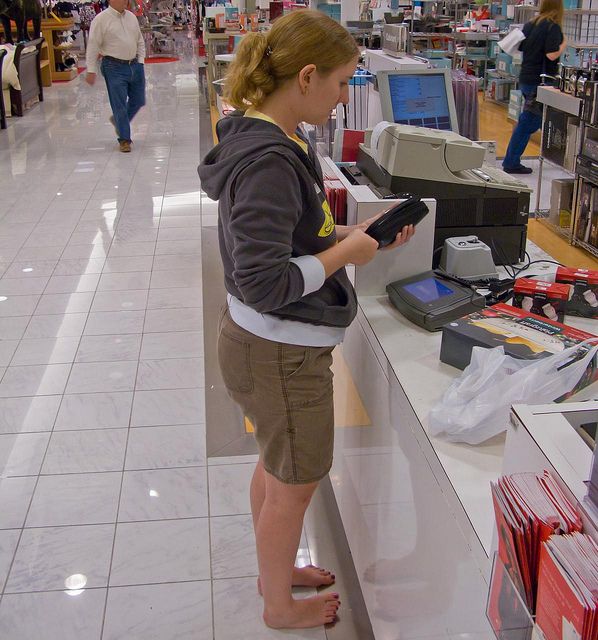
571, 122, 598, 258
535, 86, 584, 238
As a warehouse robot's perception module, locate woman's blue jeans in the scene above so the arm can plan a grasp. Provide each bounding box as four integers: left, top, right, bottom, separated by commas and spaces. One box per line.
101, 58, 146, 143
502, 83, 542, 170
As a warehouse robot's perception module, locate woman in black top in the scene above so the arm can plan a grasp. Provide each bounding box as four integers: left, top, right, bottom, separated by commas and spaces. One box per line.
502, 0, 567, 173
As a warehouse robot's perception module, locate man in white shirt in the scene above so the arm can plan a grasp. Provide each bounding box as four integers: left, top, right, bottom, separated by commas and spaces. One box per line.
85, 0, 146, 153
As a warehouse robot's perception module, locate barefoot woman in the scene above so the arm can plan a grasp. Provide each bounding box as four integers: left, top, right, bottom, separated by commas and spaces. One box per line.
199, 10, 414, 629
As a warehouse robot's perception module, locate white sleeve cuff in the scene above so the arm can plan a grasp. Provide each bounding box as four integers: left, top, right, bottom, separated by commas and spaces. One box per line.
289, 255, 325, 296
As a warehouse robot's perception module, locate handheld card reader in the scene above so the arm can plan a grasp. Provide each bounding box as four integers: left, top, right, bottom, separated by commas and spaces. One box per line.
365, 196, 429, 248
386, 271, 486, 331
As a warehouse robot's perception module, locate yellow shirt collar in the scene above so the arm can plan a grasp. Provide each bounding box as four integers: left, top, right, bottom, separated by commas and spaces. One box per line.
244, 108, 308, 155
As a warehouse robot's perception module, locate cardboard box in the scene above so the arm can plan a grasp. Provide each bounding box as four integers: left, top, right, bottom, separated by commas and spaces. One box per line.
512, 278, 570, 323
550, 178, 574, 229
508, 104, 521, 122
439, 303, 598, 401
556, 266, 598, 318
509, 89, 524, 107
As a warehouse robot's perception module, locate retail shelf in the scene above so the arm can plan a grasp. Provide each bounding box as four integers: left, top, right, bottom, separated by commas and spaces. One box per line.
536, 85, 582, 117
486, 72, 516, 82
536, 216, 573, 241
484, 97, 510, 105
569, 41, 598, 49
411, 32, 455, 38
573, 237, 598, 259
456, 53, 491, 60
419, 50, 455, 56
454, 31, 500, 40
52, 68, 77, 81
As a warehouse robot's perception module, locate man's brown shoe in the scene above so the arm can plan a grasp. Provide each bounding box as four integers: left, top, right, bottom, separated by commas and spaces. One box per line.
119, 141, 131, 153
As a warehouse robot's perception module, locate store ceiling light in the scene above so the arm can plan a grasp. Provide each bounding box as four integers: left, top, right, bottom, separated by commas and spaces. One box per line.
64, 573, 87, 595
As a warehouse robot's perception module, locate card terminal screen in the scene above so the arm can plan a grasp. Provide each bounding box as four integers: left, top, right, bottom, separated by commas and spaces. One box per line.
403, 277, 454, 303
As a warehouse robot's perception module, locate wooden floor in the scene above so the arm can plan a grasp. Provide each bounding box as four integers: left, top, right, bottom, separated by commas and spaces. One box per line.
478, 93, 540, 158
528, 219, 598, 269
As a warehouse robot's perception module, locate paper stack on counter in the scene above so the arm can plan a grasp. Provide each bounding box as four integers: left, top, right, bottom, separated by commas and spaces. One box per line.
536, 532, 598, 640
487, 471, 583, 639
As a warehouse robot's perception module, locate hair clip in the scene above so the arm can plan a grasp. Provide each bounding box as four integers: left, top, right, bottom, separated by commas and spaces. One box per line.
264, 46, 273, 57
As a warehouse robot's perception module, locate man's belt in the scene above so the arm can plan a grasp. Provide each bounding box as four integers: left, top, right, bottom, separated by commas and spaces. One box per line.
103, 55, 137, 65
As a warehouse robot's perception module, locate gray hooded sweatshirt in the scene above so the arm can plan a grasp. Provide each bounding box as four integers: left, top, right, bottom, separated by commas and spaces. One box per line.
198, 113, 357, 328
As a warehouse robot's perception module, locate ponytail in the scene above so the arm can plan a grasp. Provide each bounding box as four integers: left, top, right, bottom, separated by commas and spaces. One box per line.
224, 32, 276, 111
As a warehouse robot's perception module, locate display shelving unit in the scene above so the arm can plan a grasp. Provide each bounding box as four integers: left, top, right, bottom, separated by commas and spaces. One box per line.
454, 31, 500, 88
40, 17, 77, 83
572, 121, 598, 259
535, 86, 583, 240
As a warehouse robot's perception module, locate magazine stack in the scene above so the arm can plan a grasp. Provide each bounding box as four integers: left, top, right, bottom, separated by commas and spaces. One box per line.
487, 471, 592, 640
536, 532, 598, 640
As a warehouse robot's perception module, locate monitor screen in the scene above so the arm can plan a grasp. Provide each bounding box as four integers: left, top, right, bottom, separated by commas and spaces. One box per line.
403, 277, 454, 303
387, 73, 452, 131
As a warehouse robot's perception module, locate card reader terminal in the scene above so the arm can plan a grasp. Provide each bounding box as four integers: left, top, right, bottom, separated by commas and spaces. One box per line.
365, 196, 429, 247
386, 271, 486, 331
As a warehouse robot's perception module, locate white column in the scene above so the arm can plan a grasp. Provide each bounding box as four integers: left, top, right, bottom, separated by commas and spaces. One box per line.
342, 0, 360, 24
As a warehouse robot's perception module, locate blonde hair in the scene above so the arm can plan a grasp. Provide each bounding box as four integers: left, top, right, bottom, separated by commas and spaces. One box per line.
534, 0, 564, 26
224, 10, 359, 111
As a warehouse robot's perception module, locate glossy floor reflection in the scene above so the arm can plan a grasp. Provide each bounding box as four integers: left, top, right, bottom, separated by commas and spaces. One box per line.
0, 36, 318, 640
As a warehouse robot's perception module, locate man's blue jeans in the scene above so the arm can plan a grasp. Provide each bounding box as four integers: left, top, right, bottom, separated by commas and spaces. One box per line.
503, 83, 542, 170
101, 58, 146, 143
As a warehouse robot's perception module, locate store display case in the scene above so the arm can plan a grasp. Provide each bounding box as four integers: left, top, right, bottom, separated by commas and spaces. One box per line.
40, 17, 77, 83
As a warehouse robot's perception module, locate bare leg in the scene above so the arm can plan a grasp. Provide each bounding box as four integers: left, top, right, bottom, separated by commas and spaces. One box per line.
257, 469, 340, 629
250, 459, 266, 533
251, 461, 335, 593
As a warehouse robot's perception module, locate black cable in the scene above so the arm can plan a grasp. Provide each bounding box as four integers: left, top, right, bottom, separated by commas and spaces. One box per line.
513, 258, 567, 277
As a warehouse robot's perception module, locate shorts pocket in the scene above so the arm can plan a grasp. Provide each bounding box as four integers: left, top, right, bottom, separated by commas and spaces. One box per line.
282, 345, 333, 409
281, 345, 310, 380
218, 330, 254, 394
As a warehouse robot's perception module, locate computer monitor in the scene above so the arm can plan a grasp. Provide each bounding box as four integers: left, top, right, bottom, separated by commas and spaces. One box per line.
376, 68, 459, 134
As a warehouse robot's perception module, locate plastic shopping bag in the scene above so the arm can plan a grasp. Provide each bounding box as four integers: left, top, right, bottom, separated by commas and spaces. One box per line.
429, 340, 598, 445
497, 28, 525, 56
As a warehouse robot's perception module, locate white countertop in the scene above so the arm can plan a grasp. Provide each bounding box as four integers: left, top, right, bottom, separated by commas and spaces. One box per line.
355, 249, 598, 554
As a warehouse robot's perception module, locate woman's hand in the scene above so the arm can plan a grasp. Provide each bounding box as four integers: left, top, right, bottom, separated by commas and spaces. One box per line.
357, 210, 416, 251
379, 223, 416, 250
341, 229, 380, 265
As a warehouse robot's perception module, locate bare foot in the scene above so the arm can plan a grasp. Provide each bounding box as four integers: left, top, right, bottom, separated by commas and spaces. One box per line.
263, 592, 341, 629
257, 565, 335, 595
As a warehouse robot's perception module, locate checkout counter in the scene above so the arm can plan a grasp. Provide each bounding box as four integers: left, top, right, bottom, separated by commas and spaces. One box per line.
320, 81, 591, 637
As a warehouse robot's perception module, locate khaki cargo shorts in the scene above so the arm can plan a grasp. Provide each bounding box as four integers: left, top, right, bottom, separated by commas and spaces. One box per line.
218, 308, 335, 485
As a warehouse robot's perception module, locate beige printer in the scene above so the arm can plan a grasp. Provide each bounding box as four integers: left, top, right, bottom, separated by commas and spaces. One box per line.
342, 123, 533, 265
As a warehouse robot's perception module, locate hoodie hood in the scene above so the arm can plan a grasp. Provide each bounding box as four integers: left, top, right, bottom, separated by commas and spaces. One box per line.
198, 113, 319, 201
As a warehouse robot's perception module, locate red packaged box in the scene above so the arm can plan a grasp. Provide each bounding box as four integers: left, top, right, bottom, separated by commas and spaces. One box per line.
512, 278, 570, 323
555, 266, 598, 318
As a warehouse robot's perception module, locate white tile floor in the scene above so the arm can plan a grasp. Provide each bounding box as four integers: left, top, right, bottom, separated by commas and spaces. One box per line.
0, 36, 321, 640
